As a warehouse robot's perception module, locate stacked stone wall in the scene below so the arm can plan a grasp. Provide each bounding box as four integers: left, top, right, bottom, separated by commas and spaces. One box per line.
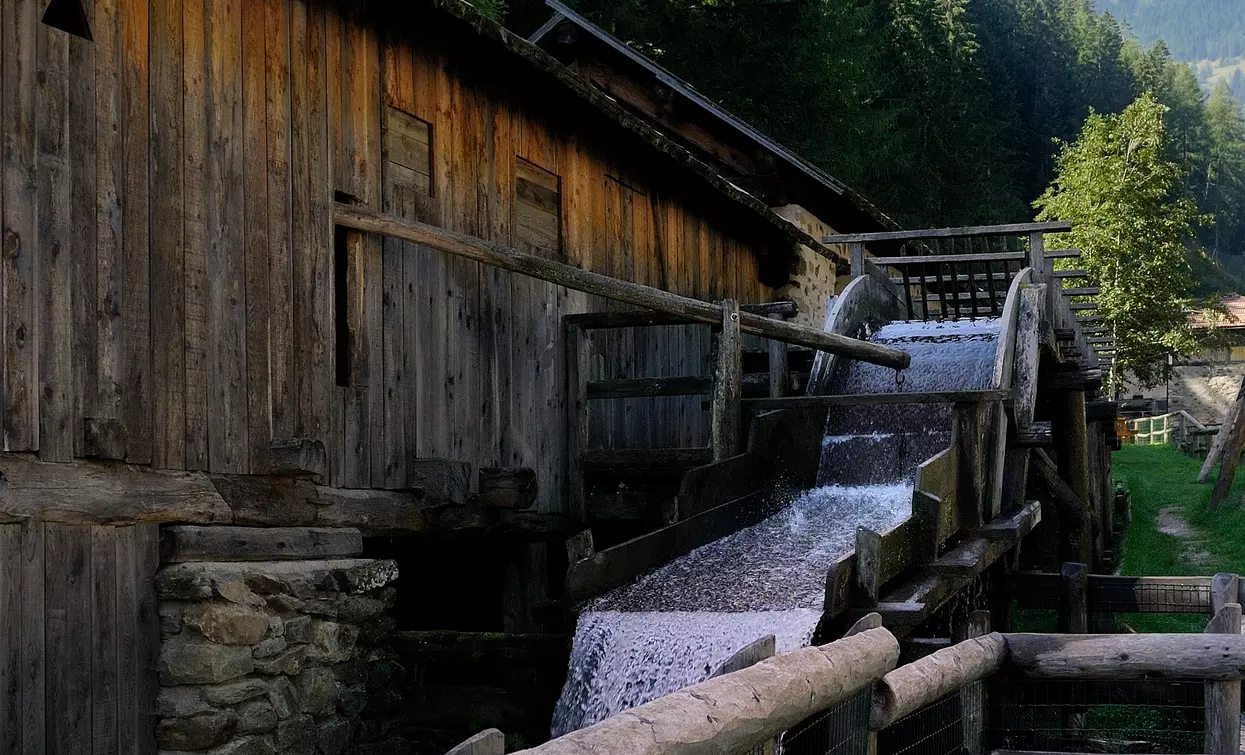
154, 558, 401, 754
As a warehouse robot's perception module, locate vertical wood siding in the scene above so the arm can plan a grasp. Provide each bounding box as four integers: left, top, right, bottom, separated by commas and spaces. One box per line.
0, 0, 780, 512
0, 522, 160, 754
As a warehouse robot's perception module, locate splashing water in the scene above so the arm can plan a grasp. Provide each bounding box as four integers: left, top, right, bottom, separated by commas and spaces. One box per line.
552, 318, 1001, 737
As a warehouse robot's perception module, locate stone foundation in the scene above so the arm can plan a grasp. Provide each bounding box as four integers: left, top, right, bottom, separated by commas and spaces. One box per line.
155, 558, 401, 754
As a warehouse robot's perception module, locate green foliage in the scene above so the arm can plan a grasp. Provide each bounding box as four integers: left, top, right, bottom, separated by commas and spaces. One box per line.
1100, 0, 1245, 62
1035, 94, 1204, 387
469, 0, 508, 22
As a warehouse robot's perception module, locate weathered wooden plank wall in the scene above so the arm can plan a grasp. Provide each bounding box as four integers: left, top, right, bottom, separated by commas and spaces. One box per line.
0, 0, 780, 512
0, 522, 159, 753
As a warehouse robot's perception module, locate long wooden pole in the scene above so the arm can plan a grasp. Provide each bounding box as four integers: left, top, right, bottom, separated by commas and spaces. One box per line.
1200, 373, 1245, 484
334, 204, 911, 370
1210, 382, 1245, 508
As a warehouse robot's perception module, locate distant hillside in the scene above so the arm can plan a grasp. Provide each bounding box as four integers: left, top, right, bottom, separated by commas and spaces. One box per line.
1100, 0, 1244, 60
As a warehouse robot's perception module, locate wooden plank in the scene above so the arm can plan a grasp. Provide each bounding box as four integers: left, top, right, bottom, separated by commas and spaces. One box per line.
477, 467, 538, 510
582, 447, 712, 469
586, 376, 712, 399
45, 524, 92, 754
381, 114, 409, 488
90, 526, 119, 755
206, 0, 249, 473
1062, 288, 1099, 297
150, 0, 186, 469
566, 322, 588, 520
160, 525, 363, 562
1044, 249, 1082, 259
114, 525, 136, 752
823, 222, 1072, 244
242, 0, 271, 474
2, 0, 38, 451
712, 635, 776, 678
265, 0, 294, 445
36, 16, 73, 461
182, 0, 209, 470
563, 310, 698, 329
1210, 377, 1245, 507
333, 205, 911, 368
121, 0, 151, 464
0, 525, 21, 752
870, 252, 1026, 267
20, 521, 44, 754
856, 527, 882, 606
67, 0, 96, 462
136, 524, 161, 754
747, 390, 1011, 412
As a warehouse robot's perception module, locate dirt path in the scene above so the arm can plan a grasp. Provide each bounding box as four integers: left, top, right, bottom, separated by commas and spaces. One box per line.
1155, 506, 1213, 568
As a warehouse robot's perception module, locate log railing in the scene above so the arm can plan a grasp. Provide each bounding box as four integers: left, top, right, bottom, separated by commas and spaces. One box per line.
509, 624, 1245, 755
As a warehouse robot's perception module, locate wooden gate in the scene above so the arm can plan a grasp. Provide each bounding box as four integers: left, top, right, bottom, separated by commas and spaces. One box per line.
0, 522, 160, 754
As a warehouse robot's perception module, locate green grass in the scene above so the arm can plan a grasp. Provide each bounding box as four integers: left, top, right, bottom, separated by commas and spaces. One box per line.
1112, 444, 1245, 631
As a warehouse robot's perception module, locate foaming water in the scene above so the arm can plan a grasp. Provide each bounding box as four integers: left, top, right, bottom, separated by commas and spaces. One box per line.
552, 318, 1001, 737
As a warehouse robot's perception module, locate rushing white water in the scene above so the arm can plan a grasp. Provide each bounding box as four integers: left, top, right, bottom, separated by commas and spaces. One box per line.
552, 318, 1002, 737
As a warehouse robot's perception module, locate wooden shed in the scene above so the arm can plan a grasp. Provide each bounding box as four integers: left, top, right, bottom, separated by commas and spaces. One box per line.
0, 0, 893, 748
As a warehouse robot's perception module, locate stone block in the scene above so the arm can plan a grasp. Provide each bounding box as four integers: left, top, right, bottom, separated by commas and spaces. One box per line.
301, 598, 339, 618
337, 595, 385, 623
366, 660, 404, 690
253, 645, 305, 676
284, 616, 312, 644
276, 714, 317, 755
294, 668, 338, 716
160, 640, 254, 685
267, 593, 305, 613
203, 678, 269, 706
306, 621, 357, 665
336, 685, 367, 717
184, 601, 271, 645
236, 700, 278, 734
155, 711, 237, 751
253, 637, 288, 659
267, 677, 299, 720
317, 717, 353, 755
158, 561, 397, 603
217, 579, 268, 607
335, 560, 399, 594
267, 616, 284, 637
156, 686, 213, 718
159, 602, 184, 638
359, 616, 396, 645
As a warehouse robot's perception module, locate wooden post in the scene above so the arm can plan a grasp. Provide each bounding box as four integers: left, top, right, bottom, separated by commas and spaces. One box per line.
1052, 389, 1093, 564
1210, 380, 1245, 508
849, 242, 866, 279
711, 300, 742, 461
768, 313, 789, 399
955, 402, 985, 528
566, 322, 590, 521
1199, 375, 1245, 483
954, 611, 992, 755
1211, 573, 1240, 615
1059, 562, 1089, 633
1205, 602, 1242, 755
856, 527, 882, 606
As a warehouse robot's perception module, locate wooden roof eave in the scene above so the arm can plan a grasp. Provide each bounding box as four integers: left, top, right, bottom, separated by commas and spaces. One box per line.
424, 0, 852, 275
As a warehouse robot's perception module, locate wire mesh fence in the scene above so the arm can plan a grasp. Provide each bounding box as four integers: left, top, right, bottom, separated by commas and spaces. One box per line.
879, 685, 987, 755
987, 678, 1205, 754
737, 688, 873, 755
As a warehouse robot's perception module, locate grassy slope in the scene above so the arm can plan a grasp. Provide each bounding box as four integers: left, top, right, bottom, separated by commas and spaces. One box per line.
1112, 444, 1245, 630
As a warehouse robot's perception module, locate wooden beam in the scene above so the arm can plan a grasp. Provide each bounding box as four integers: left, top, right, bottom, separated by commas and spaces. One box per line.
869, 252, 1025, 267
1210, 379, 1245, 509
159, 526, 362, 563
1069, 302, 1097, 311
1030, 450, 1090, 564
1062, 287, 1099, 297
582, 447, 712, 469
335, 204, 910, 369
1002, 633, 1245, 680
1059, 562, 1089, 633
587, 376, 712, 399
477, 467, 538, 510
1045, 249, 1082, 259
823, 221, 1072, 244
711, 635, 776, 678
1204, 374, 1245, 488
1013, 574, 1212, 613
745, 389, 1010, 413
1077, 315, 1103, 323
892, 272, 1010, 285
1052, 270, 1087, 279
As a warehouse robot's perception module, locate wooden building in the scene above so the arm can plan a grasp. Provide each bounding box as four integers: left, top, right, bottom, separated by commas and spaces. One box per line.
0, 0, 902, 748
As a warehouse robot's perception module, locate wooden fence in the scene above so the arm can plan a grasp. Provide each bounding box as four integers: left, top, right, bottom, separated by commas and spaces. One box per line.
0, 522, 160, 754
